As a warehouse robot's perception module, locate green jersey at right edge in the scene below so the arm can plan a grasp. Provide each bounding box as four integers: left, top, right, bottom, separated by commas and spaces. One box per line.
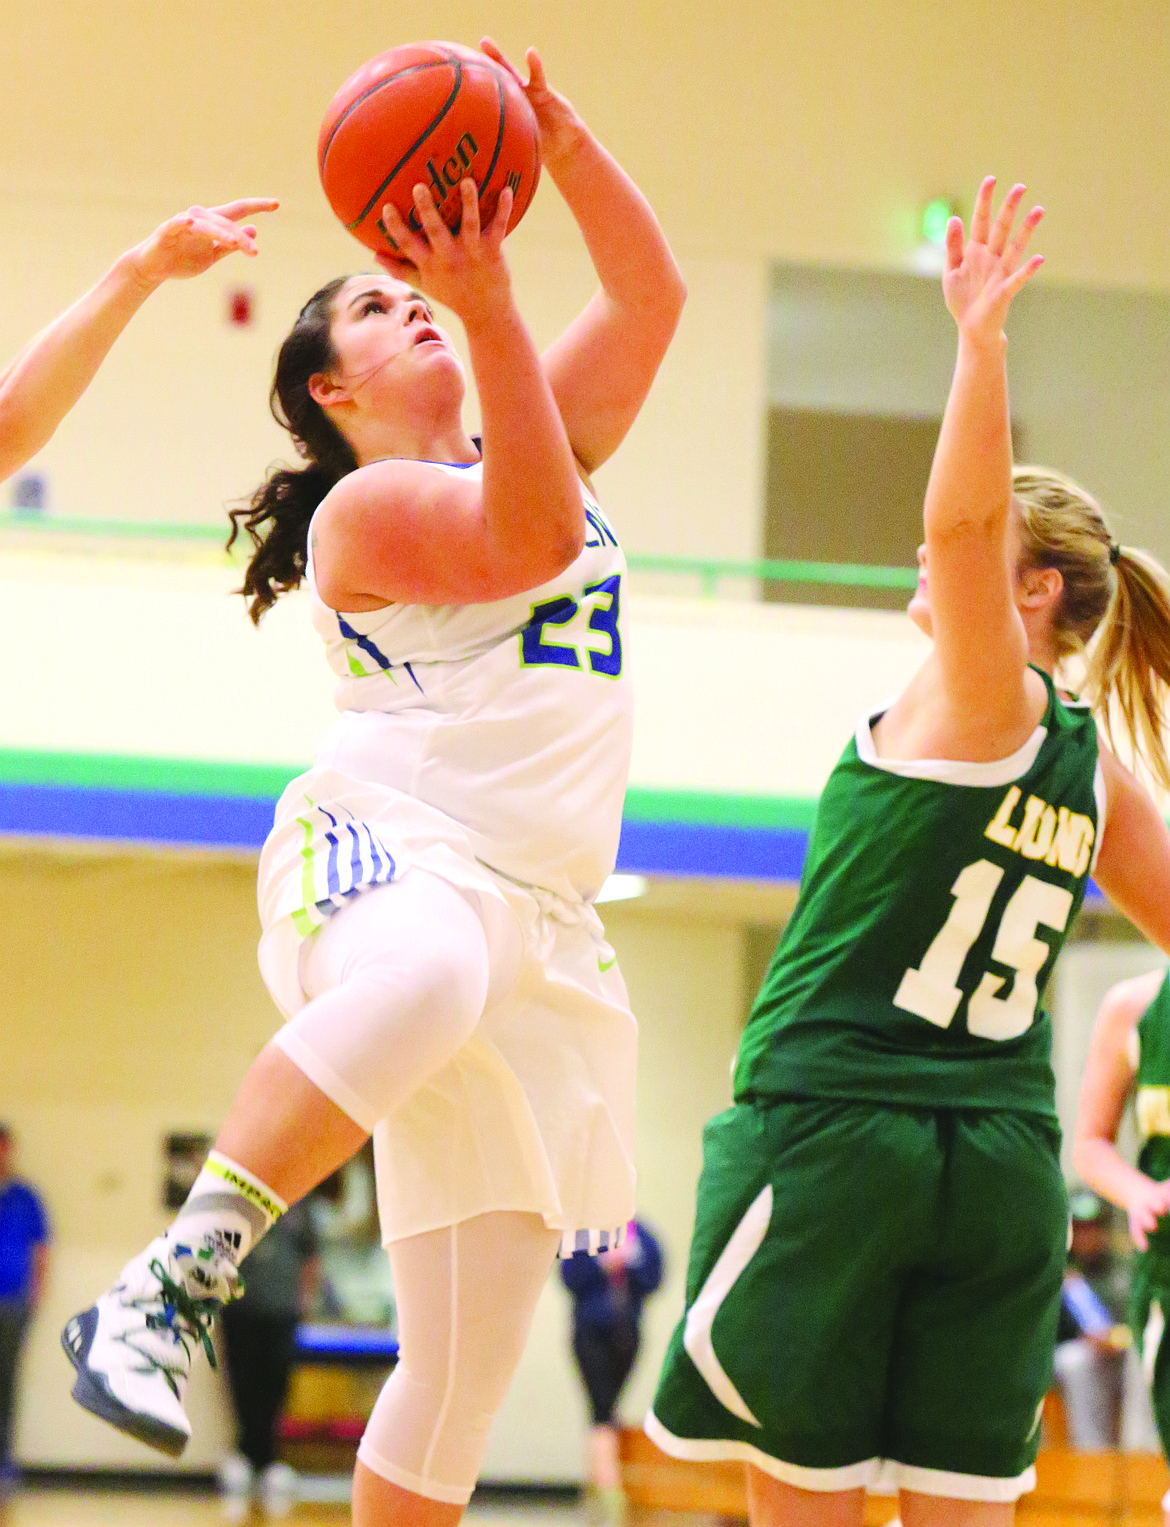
736, 669, 1103, 1115
1135, 972, 1170, 1257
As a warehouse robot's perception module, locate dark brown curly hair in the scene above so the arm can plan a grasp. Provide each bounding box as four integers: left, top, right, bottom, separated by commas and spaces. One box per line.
227, 276, 359, 623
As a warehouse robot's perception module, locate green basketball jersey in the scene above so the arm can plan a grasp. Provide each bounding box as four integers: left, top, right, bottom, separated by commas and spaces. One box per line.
1136, 972, 1170, 1192
736, 669, 1102, 1114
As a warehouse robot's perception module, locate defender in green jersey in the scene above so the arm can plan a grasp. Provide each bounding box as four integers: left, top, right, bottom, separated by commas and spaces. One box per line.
652, 178, 1170, 1527
1075, 970, 1170, 1520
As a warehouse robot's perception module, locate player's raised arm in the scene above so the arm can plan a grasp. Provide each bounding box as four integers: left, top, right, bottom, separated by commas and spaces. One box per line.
311, 181, 584, 608
479, 39, 686, 474
922, 177, 1044, 727
0, 199, 277, 484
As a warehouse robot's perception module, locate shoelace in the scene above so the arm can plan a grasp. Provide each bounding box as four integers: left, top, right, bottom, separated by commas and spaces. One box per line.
115, 1259, 228, 1399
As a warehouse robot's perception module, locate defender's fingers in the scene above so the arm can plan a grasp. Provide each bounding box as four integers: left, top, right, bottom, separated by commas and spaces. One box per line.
988, 183, 1027, 257
1002, 252, 1044, 298
969, 175, 997, 245
209, 198, 280, 222
944, 215, 966, 272
1003, 205, 1044, 274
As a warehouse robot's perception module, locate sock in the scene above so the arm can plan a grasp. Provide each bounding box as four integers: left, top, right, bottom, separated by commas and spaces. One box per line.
168, 1150, 287, 1268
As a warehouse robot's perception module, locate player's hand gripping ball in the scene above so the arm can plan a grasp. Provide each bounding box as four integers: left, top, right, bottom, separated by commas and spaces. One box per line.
318, 41, 541, 256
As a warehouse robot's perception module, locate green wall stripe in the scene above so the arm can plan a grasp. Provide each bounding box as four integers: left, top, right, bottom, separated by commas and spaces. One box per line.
0, 750, 299, 800
622, 788, 818, 831
0, 751, 818, 827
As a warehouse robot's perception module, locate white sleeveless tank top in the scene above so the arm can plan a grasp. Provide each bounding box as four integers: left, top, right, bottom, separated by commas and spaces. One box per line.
304, 461, 633, 905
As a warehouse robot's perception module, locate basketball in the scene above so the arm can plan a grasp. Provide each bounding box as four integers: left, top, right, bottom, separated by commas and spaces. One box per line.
318, 41, 541, 257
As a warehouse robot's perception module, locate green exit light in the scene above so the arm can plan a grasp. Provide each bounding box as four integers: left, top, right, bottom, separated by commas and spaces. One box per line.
921, 198, 954, 247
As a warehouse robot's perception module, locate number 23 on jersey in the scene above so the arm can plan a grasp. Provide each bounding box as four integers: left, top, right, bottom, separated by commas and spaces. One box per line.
520, 574, 623, 678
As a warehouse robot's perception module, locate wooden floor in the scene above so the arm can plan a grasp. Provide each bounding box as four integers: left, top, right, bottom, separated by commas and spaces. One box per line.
0, 1490, 580, 1527
0, 1490, 710, 1527
1, 1482, 1168, 1527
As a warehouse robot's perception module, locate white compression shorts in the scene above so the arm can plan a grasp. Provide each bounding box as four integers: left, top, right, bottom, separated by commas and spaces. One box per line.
356, 1210, 562, 1503
274, 869, 522, 1133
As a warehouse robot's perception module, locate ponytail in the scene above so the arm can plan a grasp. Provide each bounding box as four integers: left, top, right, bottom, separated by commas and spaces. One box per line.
1012, 466, 1170, 792
1084, 544, 1170, 793
226, 276, 359, 624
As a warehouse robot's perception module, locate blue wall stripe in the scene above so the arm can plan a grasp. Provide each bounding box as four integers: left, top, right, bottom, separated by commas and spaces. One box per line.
616, 819, 809, 882
0, 781, 1105, 902
0, 785, 275, 850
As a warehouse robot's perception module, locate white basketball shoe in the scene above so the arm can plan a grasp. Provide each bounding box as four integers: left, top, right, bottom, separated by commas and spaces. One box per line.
62, 1234, 240, 1457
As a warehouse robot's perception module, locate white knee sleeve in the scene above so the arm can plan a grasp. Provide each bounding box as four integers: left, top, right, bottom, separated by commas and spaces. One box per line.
356, 1212, 561, 1503
275, 871, 516, 1131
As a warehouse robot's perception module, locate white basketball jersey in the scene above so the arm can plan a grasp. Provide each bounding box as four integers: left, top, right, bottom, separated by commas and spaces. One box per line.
305, 462, 633, 904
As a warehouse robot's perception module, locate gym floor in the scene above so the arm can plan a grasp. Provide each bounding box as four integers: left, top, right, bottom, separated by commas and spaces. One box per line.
0, 1489, 705, 1527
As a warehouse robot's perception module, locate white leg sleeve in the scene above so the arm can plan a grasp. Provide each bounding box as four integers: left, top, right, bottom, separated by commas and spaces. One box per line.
356, 1211, 562, 1504
274, 870, 518, 1131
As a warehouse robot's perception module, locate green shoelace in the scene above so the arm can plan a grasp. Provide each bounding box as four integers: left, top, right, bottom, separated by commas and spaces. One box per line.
117, 1259, 226, 1399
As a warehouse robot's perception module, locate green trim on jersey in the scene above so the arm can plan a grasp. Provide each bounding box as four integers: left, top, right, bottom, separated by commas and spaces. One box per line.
736, 670, 1101, 1115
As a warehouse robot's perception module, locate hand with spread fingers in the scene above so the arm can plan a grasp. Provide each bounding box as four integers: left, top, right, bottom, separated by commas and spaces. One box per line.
130, 198, 279, 290
478, 39, 585, 169
943, 176, 1044, 342
375, 179, 515, 326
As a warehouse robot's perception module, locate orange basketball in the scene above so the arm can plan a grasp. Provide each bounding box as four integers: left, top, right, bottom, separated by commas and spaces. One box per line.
318, 41, 541, 257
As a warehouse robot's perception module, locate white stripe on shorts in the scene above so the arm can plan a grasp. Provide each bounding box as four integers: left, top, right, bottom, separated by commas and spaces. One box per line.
559, 1223, 627, 1259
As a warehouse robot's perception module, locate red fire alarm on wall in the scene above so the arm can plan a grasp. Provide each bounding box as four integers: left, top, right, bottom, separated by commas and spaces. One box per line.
228, 288, 255, 327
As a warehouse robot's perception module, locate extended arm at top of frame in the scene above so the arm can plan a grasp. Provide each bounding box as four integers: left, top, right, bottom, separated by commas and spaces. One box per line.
921, 179, 1044, 728
481, 40, 686, 475
0, 200, 277, 484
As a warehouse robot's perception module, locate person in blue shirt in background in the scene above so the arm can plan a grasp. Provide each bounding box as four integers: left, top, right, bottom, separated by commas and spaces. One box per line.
0, 1124, 50, 1492
561, 1218, 664, 1513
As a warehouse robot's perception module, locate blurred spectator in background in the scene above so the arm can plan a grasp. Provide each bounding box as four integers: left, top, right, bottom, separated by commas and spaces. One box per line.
217, 1197, 319, 1517
0, 1124, 49, 1494
561, 1218, 664, 1512
1053, 1190, 1131, 1448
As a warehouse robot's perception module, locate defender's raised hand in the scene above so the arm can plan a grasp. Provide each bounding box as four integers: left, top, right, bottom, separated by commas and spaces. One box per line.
130, 199, 279, 289
0, 196, 278, 482
943, 177, 1044, 341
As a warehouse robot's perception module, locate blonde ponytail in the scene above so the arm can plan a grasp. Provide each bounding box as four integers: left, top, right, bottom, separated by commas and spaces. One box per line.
1012, 466, 1170, 792
1084, 543, 1170, 793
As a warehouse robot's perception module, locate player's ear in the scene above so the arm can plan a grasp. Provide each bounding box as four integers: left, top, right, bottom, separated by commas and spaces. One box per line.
308, 372, 351, 409
1018, 565, 1063, 610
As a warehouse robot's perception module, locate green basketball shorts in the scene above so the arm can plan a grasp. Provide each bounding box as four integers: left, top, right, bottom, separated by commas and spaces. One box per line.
1130, 1253, 1170, 1466
648, 1097, 1067, 1501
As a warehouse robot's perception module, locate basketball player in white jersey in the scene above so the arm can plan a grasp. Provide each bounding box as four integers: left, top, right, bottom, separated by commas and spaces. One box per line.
64, 42, 685, 1527
0, 199, 276, 483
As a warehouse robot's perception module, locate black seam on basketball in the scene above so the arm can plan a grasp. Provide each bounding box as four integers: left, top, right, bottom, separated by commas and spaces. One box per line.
347, 54, 464, 229
476, 67, 508, 200
319, 58, 453, 172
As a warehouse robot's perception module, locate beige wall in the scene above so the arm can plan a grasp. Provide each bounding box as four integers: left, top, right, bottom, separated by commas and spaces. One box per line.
3, 0, 1170, 555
